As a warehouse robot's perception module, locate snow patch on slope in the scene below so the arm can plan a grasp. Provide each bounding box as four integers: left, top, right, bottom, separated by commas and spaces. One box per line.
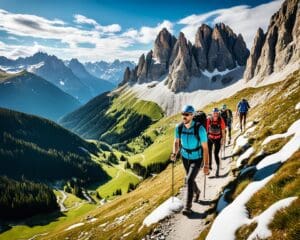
143, 197, 183, 227
207, 176, 273, 240
295, 102, 300, 110
236, 147, 254, 168
233, 134, 249, 154
247, 197, 297, 240
257, 119, 300, 170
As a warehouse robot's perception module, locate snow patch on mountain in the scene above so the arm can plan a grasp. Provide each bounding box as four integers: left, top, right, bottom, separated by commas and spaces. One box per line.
247, 197, 297, 240
236, 147, 254, 168
142, 197, 183, 227
202, 67, 235, 78
207, 175, 273, 240
257, 119, 300, 170
27, 62, 44, 72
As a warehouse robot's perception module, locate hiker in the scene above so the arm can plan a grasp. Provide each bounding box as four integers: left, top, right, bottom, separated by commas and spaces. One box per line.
171, 105, 209, 215
206, 108, 226, 177
236, 98, 250, 132
220, 104, 233, 145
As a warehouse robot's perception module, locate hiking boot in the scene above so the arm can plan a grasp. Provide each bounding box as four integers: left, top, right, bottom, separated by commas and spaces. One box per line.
194, 190, 201, 203
182, 207, 192, 215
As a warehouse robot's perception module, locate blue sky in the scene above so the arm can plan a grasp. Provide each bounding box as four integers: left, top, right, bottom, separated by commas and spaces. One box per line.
0, 0, 283, 62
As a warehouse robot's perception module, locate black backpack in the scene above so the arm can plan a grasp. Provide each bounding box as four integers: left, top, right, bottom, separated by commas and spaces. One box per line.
220, 110, 228, 122
194, 111, 207, 127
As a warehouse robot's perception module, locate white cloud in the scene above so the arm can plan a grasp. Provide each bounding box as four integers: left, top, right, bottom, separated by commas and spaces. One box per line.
122, 20, 174, 44
74, 14, 98, 25
74, 14, 121, 32
178, 0, 283, 48
0, 40, 144, 62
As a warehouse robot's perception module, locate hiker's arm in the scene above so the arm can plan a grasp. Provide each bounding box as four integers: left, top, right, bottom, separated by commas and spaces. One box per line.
172, 138, 180, 158
171, 126, 180, 161
222, 129, 226, 144
235, 103, 239, 117
199, 126, 209, 174
202, 142, 209, 167
202, 142, 209, 175
221, 118, 226, 144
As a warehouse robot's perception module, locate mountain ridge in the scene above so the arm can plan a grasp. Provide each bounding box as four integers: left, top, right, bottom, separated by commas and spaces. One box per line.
120, 22, 250, 92
0, 52, 114, 103
0, 70, 80, 121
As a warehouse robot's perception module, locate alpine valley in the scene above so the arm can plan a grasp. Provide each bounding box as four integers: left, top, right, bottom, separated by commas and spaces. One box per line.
0, 0, 299, 240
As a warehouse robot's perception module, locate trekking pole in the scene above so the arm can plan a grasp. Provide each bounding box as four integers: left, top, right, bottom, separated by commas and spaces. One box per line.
223, 141, 226, 159
203, 173, 206, 200
172, 157, 175, 202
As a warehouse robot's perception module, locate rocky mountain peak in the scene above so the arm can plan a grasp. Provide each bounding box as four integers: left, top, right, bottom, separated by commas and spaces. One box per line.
153, 28, 177, 67
244, 28, 266, 80
244, 0, 299, 83
167, 32, 199, 92
120, 22, 249, 92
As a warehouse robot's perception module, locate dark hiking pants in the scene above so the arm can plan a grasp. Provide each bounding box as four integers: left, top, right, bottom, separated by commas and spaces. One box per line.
227, 119, 232, 140
239, 112, 247, 130
208, 138, 221, 169
182, 157, 202, 208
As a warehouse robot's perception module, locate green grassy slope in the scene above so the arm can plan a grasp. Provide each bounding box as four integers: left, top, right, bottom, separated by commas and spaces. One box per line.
0, 107, 108, 183
59, 91, 164, 144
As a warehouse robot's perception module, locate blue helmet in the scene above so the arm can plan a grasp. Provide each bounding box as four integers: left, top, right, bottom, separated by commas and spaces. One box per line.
212, 107, 219, 113
182, 105, 195, 114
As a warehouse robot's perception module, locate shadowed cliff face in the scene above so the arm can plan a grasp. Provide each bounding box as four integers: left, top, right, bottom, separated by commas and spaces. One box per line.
244, 0, 300, 83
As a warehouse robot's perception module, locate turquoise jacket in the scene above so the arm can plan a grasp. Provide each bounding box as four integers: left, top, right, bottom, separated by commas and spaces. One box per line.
175, 120, 208, 160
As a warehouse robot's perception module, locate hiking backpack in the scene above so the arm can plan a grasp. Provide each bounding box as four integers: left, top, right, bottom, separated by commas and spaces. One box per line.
220, 110, 228, 122
193, 111, 207, 127
207, 116, 222, 139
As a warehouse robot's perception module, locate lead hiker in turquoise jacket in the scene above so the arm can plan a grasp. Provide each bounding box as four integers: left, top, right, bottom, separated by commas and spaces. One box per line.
171, 105, 209, 215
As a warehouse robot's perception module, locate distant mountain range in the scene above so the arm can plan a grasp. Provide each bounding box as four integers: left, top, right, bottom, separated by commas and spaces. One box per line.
84, 60, 135, 84
0, 70, 80, 121
66, 58, 114, 97
0, 52, 115, 103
